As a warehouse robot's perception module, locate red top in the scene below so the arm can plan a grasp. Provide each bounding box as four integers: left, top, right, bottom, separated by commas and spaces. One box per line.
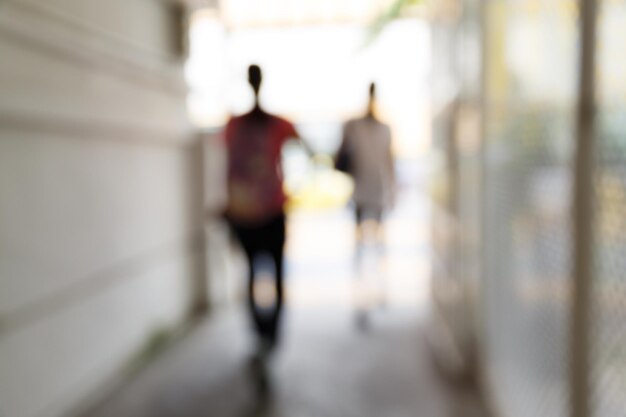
224, 111, 297, 224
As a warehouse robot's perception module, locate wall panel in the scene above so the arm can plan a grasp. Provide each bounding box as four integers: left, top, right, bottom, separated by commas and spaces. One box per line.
0, 1, 204, 417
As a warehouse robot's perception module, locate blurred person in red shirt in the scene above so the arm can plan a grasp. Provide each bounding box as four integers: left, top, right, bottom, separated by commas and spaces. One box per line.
223, 64, 306, 350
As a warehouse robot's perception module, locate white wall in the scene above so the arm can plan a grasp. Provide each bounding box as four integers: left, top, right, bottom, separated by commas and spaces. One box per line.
0, 1, 206, 416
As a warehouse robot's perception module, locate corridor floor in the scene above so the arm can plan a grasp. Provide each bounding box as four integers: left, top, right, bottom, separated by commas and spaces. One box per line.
86, 187, 488, 417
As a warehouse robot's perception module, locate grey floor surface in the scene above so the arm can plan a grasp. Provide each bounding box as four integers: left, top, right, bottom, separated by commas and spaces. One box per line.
85, 306, 487, 417
86, 190, 487, 417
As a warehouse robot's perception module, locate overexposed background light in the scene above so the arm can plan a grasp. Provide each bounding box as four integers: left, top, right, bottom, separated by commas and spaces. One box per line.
186, 5, 432, 158
191, 0, 433, 312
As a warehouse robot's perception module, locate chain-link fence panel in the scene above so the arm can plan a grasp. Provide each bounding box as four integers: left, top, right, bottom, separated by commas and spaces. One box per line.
480, 0, 578, 416
591, 0, 626, 415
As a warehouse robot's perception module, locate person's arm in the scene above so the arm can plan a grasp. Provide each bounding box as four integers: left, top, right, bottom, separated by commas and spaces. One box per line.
338, 123, 349, 154
294, 134, 316, 159
207, 120, 232, 221
282, 119, 316, 158
333, 123, 352, 173
386, 138, 395, 184
386, 128, 396, 207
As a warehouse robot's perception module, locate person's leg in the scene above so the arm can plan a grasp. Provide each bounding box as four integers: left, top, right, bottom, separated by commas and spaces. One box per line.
373, 209, 385, 250
352, 206, 370, 327
371, 210, 387, 307
232, 224, 265, 337
265, 213, 286, 344
354, 205, 365, 264
354, 205, 363, 240
246, 249, 265, 335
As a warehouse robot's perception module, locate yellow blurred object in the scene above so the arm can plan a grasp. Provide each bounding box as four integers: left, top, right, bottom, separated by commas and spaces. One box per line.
285, 169, 354, 211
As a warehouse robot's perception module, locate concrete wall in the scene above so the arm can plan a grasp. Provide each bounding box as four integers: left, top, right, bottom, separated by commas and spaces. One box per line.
0, 1, 206, 416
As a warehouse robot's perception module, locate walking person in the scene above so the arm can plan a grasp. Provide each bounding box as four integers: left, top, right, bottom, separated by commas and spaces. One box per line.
336, 82, 395, 323
223, 64, 306, 350
337, 83, 395, 244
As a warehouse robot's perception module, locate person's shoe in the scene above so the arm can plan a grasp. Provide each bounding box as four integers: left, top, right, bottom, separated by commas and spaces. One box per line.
247, 350, 270, 396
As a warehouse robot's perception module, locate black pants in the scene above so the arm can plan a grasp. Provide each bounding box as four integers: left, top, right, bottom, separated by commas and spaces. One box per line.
230, 213, 286, 342
355, 205, 383, 224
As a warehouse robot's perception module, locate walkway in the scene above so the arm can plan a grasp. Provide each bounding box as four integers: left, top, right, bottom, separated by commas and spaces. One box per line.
86, 183, 488, 417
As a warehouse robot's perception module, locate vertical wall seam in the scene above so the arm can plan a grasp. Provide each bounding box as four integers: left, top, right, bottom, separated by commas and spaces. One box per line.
571, 0, 598, 413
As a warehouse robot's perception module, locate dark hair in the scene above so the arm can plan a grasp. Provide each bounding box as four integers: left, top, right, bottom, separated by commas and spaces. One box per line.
248, 64, 262, 91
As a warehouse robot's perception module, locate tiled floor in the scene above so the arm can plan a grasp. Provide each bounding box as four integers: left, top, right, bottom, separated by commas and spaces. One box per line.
86, 187, 488, 417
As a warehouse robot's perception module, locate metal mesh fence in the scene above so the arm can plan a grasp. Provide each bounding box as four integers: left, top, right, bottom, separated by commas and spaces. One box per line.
590, 0, 626, 415
429, 0, 626, 416
478, 1, 578, 415
482, 110, 573, 417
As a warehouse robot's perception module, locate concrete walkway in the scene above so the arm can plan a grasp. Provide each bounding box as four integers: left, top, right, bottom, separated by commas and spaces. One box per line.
85, 187, 487, 417
86, 306, 486, 417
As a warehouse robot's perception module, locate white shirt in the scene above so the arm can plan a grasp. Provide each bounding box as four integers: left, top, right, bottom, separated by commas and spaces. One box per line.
342, 116, 394, 210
